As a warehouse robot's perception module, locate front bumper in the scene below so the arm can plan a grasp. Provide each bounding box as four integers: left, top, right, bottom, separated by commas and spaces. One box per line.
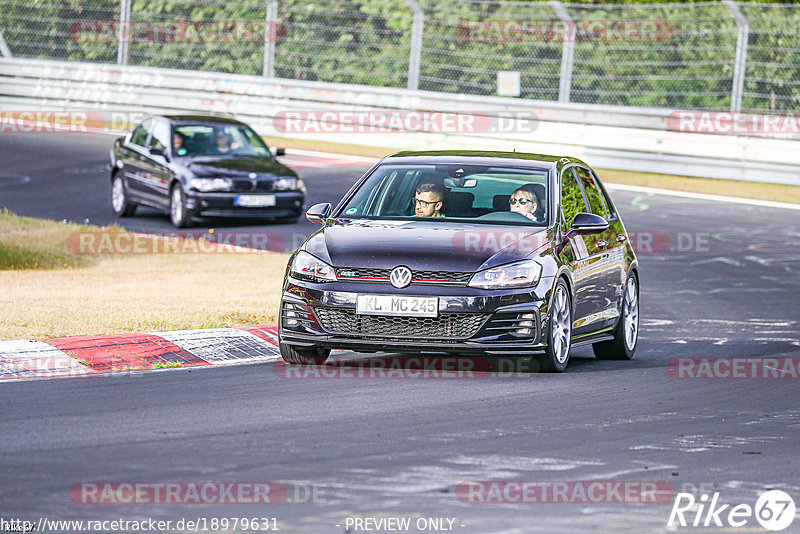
185, 191, 304, 218
279, 276, 552, 355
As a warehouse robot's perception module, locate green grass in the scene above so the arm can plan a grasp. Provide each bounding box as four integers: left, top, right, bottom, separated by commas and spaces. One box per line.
0, 209, 114, 270
152, 361, 183, 369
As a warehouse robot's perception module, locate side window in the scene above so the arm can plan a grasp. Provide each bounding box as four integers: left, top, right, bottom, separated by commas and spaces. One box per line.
148, 121, 170, 152
574, 167, 607, 218
590, 170, 615, 219
130, 122, 150, 146
561, 168, 588, 230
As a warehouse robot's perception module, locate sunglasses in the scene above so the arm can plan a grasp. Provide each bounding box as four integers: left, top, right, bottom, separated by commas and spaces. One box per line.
509, 198, 534, 206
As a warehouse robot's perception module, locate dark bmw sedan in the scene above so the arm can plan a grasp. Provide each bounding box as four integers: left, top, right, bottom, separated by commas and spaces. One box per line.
278, 151, 639, 372
110, 115, 305, 227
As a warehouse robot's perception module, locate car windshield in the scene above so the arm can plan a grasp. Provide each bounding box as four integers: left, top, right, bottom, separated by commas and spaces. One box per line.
338, 163, 549, 225
171, 123, 271, 157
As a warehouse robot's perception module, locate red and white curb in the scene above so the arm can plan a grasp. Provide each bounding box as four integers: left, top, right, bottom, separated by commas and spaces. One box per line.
0, 325, 281, 382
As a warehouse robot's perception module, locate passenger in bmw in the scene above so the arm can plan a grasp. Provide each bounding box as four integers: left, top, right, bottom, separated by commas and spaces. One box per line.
413, 183, 445, 217
215, 132, 234, 154
172, 132, 187, 156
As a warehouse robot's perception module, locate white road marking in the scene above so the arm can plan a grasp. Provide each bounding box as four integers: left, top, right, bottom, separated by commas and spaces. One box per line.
606, 183, 800, 210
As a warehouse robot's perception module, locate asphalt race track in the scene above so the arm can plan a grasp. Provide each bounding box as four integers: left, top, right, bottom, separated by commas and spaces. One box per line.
1, 133, 800, 532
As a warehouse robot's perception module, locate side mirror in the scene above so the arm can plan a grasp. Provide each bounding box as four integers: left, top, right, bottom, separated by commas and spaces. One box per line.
306, 202, 331, 225
569, 212, 609, 235
275, 148, 286, 157
149, 146, 166, 157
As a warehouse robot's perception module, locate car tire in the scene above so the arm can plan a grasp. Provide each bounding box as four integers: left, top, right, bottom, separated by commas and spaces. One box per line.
537, 278, 572, 373
169, 183, 191, 228
279, 342, 330, 365
593, 273, 639, 361
111, 173, 136, 217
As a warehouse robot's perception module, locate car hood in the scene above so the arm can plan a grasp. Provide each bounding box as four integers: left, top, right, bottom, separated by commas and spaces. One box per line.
304, 219, 551, 272
178, 155, 296, 177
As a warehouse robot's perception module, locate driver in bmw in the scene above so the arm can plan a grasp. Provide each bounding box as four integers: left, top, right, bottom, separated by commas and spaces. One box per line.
413, 183, 444, 217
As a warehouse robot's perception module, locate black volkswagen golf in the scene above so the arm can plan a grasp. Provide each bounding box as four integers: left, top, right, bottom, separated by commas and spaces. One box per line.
278, 151, 639, 372
110, 115, 305, 227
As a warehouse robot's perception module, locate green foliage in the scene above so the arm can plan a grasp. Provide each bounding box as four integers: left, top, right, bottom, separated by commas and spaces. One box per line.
1, 0, 798, 111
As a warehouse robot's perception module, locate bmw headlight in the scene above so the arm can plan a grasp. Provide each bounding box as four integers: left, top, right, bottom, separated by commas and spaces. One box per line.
190, 178, 232, 192
274, 177, 304, 191
468, 260, 542, 289
290, 251, 337, 283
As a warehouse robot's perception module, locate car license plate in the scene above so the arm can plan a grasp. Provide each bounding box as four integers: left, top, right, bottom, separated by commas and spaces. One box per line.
235, 195, 276, 207
356, 295, 438, 317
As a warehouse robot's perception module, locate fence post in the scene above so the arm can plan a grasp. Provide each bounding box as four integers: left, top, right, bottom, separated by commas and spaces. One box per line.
404, 0, 423, 91
548, 0, 574, 103
117, 0, 131, 65
722, 0, 748, 113
263, 0, 278, 77
0, 31, 11, 57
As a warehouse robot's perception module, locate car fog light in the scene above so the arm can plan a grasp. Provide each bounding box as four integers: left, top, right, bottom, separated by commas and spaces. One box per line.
516, 313, 535, 335
284, 304, 299, 327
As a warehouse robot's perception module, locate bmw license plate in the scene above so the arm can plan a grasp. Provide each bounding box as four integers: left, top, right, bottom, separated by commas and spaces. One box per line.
235, 195, 276, 207
356, 295, 438, 317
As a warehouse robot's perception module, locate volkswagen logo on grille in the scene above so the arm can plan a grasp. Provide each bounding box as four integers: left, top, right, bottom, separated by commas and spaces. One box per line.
390, 266, 413, 288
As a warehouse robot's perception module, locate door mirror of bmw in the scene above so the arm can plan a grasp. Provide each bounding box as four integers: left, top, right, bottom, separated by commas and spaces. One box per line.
570, 212, 609, 235
149, 146, 167, 159
306, 202, 332, 225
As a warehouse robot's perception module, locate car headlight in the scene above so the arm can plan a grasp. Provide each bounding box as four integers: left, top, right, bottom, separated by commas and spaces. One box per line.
290, 251, 337, 283
468, 260, 542, 289
274, 177, 304, 191
190, 178, 232, 192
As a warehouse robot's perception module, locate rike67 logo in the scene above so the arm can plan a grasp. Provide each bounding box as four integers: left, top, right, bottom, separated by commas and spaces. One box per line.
668, 490, 795, 531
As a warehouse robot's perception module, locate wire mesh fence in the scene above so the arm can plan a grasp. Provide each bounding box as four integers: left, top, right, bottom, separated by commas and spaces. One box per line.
1, 0, 799, 113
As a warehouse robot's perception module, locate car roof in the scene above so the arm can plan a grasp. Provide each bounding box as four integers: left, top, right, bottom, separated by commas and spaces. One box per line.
383, 150, 588, 172
156, 114, 245, 126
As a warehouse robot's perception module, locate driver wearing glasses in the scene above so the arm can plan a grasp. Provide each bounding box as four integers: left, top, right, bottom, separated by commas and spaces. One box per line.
413, 183, 445, 217
509, 184, 544, 223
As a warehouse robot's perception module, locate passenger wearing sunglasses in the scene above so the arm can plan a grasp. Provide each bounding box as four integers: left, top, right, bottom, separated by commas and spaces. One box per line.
509, 184, 544, 223
413, 183, 445, 217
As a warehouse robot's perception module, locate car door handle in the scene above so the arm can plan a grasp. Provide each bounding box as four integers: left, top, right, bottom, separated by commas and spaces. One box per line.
616, 235, 627, 243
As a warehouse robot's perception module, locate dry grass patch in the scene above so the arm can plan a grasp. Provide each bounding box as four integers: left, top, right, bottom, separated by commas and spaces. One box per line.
597, 168, 800, 205
0, 252, 289, 340
0, 211, 289, 339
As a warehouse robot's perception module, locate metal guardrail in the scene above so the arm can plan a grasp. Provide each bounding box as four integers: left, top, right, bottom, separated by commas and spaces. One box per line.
1, 58, 799, 185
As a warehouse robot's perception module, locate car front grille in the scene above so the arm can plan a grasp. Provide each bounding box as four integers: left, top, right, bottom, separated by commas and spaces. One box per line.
335, 268, 472, 285
315, 308, 487, 339
232, 179, 273, 192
